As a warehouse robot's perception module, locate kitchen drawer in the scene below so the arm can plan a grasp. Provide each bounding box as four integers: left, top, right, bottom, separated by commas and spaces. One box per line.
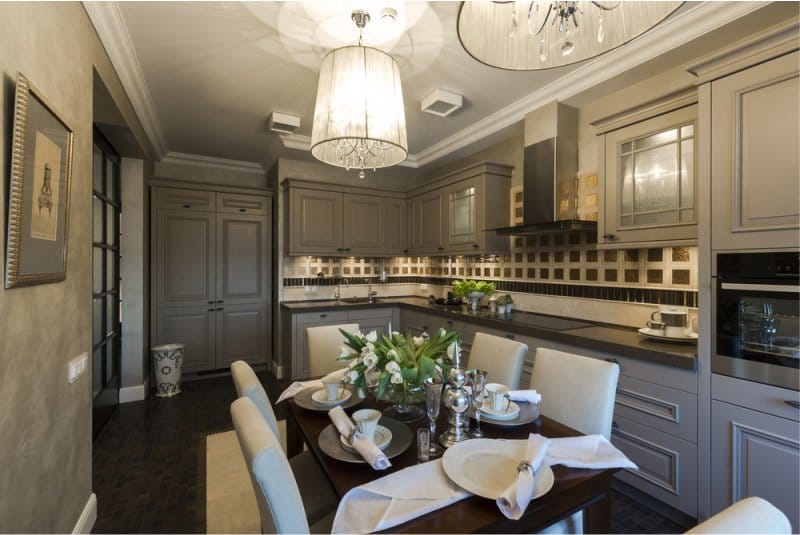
399, 309, 429, 332
612, 415, 698, 517
295, 310, 348, 326
599, 352, 696, 394
615, 375, 698, 443
712, 373, 800, 422
347, 307, 394, 322
217, 192, 269, 215
155, 187, 216, 212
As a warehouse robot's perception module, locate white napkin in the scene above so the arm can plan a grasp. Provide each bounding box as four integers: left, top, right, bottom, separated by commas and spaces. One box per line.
507, 389, 542, 404
544, 435, 638, 470
496, 434, 550, 519
328, 406, 391, 470
276, 367, 351, 403
332, 459, 470, 534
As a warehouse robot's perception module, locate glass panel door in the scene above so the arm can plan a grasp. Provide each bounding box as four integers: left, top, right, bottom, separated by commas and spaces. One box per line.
92, 130, 121, 439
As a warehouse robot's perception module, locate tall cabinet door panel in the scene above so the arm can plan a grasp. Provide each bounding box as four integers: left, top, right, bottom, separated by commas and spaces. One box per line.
157, 210, 216, 307
418, 191, 443, 254
215, 303, 268, 368
343, 194, 385, 254
290, 189, 342, 254
157, 306, 216, 373
711, 51, 800, 249
385, 198, 406, 255
217, 212, 269, 304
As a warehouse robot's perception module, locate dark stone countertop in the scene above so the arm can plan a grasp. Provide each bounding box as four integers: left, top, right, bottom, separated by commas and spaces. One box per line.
280, 296, 697, 370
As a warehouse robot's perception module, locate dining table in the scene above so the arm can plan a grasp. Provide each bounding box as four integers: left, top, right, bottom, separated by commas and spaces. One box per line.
285, 391, 618, 534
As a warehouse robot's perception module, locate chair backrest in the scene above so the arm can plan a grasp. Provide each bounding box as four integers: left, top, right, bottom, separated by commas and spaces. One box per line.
231, 360, 280, 439
306, 323, 360, 376
686, 497, 791, 534
529, 347, 619, 439
467, 332, 528, 389
231, 397, 310, 535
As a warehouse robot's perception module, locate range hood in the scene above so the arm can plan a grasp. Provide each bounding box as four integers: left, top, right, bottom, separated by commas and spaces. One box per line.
494, 102, 597, 235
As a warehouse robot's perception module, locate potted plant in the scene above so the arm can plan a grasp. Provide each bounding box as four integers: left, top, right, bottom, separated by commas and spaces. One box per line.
496, 294, 514, 314
451, 279, 495, 311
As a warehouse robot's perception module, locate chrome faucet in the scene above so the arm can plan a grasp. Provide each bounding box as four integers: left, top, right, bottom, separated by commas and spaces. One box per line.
367, 277, 378, 303
334, 277, 349, 303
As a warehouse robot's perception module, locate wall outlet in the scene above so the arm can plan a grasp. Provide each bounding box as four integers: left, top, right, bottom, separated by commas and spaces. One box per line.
69, 353, 89, 384
420, 283, 428, 291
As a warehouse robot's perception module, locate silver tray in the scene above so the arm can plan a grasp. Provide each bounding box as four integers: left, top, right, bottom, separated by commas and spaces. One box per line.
318, 417, 412, 463
293, 385, 363, 412
470, 401, 541, 427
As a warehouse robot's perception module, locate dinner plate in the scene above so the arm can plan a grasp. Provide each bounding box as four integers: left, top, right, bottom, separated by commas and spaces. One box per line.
442, 438, 554, 500
318, 417, 412, 463
472, 401, 540, 427
311, 388, 352, 406
480, 399, 520, 420
293, 386, 362, 412
638, 327, 698, 343
340, 425, 392, 453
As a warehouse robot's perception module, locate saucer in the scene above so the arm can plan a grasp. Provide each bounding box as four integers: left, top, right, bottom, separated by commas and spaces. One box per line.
340, 425, 392, 452
638, 327, 698, 343
311, 388, 352, 406
480, 399, 521, 419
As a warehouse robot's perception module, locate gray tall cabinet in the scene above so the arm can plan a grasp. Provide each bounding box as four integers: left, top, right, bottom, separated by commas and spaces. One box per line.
151, 185, 272, 373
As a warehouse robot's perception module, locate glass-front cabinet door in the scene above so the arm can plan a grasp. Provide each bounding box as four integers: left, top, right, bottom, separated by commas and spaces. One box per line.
448, 183, 477, 245
600, 104, 698, 247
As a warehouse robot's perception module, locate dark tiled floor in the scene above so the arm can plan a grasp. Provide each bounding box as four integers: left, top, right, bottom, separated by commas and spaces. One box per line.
93, 373, 689, 534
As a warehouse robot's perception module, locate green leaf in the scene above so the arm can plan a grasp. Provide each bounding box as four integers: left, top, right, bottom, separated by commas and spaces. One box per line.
376, 371, 391, 400
401, 366, 417, 382
417, 355, 436, 383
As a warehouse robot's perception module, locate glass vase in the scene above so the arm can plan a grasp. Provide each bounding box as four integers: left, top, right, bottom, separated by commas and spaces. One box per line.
381, 380, 425, 422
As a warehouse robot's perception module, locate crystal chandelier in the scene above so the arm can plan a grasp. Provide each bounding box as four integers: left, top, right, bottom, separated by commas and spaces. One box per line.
457, 1, 683, 71
310, 10, 408, 179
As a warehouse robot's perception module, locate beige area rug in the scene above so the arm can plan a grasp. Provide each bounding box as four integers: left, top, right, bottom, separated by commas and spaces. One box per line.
205, 421, 286, 534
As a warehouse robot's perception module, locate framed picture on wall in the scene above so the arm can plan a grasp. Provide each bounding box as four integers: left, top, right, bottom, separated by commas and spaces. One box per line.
4, 72, 74, 288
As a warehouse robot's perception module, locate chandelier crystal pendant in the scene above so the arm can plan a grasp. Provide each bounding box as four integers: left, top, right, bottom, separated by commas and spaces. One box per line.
310, 10, 408, 179
457, 1, 683, 71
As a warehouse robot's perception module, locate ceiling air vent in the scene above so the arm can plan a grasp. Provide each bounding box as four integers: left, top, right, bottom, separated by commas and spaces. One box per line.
421, 89, 463, 117
268, 112, 300, 135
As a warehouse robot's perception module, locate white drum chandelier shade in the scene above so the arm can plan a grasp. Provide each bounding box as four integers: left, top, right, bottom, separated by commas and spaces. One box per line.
310, 44, 408, 178
457, 1, 683, 71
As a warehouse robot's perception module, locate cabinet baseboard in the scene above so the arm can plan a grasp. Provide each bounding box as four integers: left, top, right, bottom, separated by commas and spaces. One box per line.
71, 493, 97, 534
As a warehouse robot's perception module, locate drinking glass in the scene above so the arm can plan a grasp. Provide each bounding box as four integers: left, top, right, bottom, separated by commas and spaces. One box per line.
416, 428, 430, 463
468, 369, 488, 438
423, 377, 444, 456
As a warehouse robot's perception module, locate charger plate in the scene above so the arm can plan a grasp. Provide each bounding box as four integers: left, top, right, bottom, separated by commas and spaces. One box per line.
472, 401, 540, 427
294, 386, 362, 412
319, 417, 412, 463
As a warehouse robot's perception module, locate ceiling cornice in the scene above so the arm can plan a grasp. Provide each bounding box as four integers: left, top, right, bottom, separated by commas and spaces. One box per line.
410, 1, 764, 167
280, 133, 312, 151
83, 1, 168, 159
161, 152, 266, 175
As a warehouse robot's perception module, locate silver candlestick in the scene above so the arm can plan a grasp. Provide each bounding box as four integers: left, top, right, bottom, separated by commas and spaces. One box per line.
440, 341, 471, 448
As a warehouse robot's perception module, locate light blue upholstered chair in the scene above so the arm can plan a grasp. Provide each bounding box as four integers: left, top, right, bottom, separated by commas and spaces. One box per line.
231, 396, 335, 534
230, 361, 337, 529
687, 497, 791, 534
530, 347, 620, 534
467, 332, 528, 389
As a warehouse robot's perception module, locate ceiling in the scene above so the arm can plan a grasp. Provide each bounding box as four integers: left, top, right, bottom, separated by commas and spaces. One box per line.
92, 1, 792, 170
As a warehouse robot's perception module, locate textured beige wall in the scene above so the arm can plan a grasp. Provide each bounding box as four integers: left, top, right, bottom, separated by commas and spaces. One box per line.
0, 2, 149, 531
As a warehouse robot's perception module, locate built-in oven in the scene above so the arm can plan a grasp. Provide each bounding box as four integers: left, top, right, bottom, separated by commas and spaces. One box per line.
713, 251, 800, 391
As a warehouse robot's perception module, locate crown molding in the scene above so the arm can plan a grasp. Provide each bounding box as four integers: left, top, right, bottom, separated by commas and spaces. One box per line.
280, 133, 312, 151
161, 152, 265, 175
410, 1, 764, 167
84, 1, 168, 159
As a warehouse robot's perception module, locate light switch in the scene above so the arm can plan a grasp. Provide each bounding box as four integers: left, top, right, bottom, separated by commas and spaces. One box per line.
69, 353, 88, 384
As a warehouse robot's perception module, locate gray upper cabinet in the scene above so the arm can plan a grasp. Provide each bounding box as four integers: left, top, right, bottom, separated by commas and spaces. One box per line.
446, 178, 479, 251
385, 197, 407, 255
416, 190, 444, 254
343, 194, 385, 255
152, 186, 271, 372
710, 51, 800, 250
598, 103, 698, 248
289, 188, 343, 254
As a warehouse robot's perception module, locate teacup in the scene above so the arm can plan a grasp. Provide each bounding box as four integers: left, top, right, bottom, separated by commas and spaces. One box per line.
352, 409, 381, 441
485, 383, 510, 412
322, 379, 344, 401
647, 320, 666, 331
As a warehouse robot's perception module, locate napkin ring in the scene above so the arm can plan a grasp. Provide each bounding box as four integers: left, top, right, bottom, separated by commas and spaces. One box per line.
517, 460, 533, 474
346, 428, 359, 444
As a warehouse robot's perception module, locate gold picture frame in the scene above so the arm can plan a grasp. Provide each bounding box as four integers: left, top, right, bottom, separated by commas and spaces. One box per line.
5, 73, 74, 288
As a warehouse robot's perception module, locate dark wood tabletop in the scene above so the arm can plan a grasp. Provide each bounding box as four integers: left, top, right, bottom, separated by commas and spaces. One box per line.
285, 394, 616, 533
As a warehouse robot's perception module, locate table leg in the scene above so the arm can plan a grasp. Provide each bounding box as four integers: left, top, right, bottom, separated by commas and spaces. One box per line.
285, 412, 303, 458
583, 473, 613, 533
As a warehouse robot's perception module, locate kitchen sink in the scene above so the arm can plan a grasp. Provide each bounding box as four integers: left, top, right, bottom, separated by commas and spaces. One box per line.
340, 297, 383, 304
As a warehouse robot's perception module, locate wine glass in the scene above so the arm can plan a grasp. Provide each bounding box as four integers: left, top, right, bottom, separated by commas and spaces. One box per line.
468, 369, 488, 438
424, 377, 444, 457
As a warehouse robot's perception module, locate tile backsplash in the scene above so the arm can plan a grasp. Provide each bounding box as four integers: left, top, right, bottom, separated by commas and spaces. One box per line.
283, 231, 697, 308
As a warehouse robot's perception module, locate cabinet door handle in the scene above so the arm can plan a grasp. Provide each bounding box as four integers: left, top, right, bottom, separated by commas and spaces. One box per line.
472, 243, 479, 248
602, 233, 617, 240
215, 307, 224, 311
208, 301, 214, 304
207, 308, 214, 312
446, 319, 453, 325
345, 248, 351, 252
605, 358, 620, 364
320, 313, 328, 318
612, 420, 620, 429
238, 208, 247, 212
505, 334, 515, 340
182, 204, 192, 209
403, 249, 409, 254
336, 248, 343, 252
216, 300, 224, 303
786, 400, 800, 409
438, 247, 444, 251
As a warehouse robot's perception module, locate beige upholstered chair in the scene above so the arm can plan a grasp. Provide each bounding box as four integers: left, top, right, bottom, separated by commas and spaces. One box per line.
306, 323, 360, 376
687, 497, 791, 534
467, 332, 528, 389
529, 347, 619, 439
230, 361, 337, 527
529, 347, 620, 534
231, 396, 335, 534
